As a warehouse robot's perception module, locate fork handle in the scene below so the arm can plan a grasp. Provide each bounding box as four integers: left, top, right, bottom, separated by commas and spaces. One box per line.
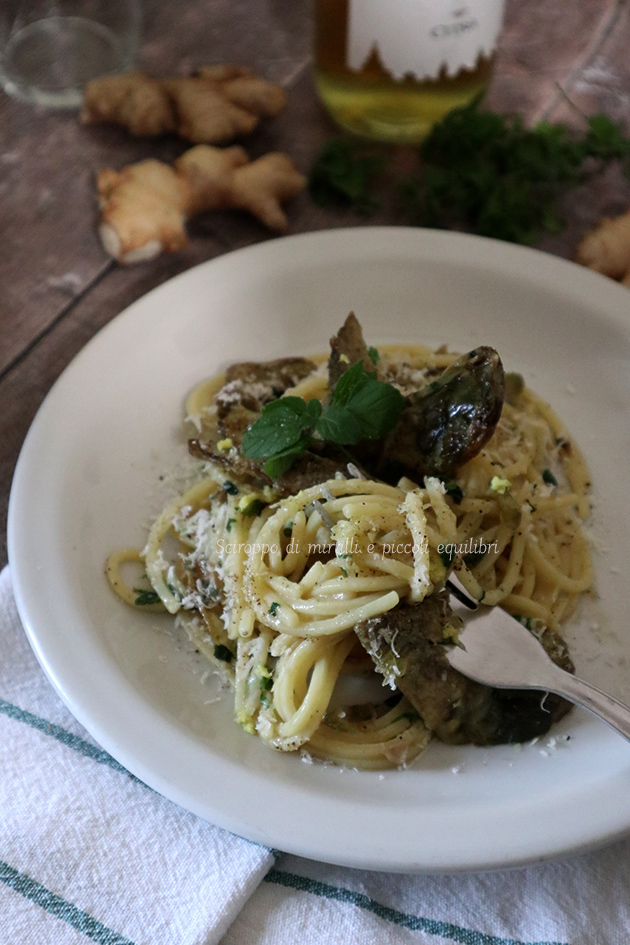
550, 672, 630, 742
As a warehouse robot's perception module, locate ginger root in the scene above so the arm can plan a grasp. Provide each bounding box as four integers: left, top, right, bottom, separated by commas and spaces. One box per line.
96, 145, 306, 264
82, 66, 286, 143
575, 209, 630, 287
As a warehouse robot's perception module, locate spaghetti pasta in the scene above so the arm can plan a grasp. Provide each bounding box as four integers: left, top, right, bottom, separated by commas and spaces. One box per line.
106, 326, 593, 769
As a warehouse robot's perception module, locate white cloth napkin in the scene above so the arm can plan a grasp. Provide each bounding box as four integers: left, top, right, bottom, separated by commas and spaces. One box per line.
0, 567, 274, 945
2, 564, 629, 945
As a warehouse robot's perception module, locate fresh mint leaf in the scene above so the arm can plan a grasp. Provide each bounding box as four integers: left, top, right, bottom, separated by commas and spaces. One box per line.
317, 361, 404, 443
342, 375, 404, 439
316, 403, 363, 444
242, 397, 321, 459
332, 359, 371, 405
263, 436, 312, 478
242, 361, 403, 476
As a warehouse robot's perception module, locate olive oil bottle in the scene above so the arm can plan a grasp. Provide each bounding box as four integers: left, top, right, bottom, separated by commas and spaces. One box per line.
314, 0, 505, 143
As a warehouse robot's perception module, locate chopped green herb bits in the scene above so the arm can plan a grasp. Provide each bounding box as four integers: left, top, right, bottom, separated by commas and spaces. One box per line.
133, 588, 161, 606
443, 480, 464, 505
241, 498, 266, 517
213, 644, 234, 663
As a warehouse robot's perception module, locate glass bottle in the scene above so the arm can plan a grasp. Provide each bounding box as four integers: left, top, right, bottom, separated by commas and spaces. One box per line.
314, 0, 505, 143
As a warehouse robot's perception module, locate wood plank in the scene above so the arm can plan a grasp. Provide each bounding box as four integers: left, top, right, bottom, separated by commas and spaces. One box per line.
539, 0, 630, 255
485, 0, 623, 122
0, 0, 312, 375
0, 235, 228, 566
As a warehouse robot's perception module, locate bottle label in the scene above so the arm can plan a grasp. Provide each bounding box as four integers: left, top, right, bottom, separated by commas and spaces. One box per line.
347, 0, 505, 81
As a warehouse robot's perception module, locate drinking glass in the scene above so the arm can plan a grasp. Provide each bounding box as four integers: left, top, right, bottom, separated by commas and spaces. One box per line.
0, 0, 142, 109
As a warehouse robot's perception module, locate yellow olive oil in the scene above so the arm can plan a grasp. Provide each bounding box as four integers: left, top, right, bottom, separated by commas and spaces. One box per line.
314, 0, 502, 143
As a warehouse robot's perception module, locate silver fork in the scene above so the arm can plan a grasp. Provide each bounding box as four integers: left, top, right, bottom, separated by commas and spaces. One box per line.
445, 574, 630, 743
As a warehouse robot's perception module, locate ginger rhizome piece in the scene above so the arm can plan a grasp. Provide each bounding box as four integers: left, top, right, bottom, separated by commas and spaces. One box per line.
575, 209, 630, 287
96, 145, 306, 264
81, 66, 287, 143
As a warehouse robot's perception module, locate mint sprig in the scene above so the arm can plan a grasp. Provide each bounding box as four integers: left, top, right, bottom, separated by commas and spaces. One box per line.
241, 361, 404, 477
240, 397, 322, 458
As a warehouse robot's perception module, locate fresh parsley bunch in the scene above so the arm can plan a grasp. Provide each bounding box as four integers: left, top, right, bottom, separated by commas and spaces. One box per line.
308, 138, 384, 214
242, 360, 404, 478
308, 104, 630, 246
402, 103, 630, 244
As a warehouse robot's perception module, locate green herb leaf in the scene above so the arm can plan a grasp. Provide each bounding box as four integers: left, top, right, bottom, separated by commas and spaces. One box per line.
463, 550, 487, 568
133, 588, 161, 606
542, 468, 558, 486
268, 602, 280, 616
240, 498, 266, 517
241, 396, 321, 459
368, 345, 380, 366
316, 360, 404, 444
315, 403, 362, 444
443, 480, 464, 505
311, 106, 630, 247
584, 114, 630, 160
402, 101, 630, 245
222, 480, 239, 495
242, 361, 403, 476
332, 359, 371, 405
439, 548, 455, 568
214, 644, 234, 663
260, 675, 273, 692
263, 436, 312, 478
308, 138, 384, 214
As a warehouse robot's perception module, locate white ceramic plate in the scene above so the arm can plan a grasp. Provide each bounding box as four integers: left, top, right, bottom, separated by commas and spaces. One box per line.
8, 228, 630, 872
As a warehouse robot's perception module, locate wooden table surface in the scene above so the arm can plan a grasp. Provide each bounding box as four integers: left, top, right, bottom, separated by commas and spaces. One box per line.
2, 0, 630, 567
